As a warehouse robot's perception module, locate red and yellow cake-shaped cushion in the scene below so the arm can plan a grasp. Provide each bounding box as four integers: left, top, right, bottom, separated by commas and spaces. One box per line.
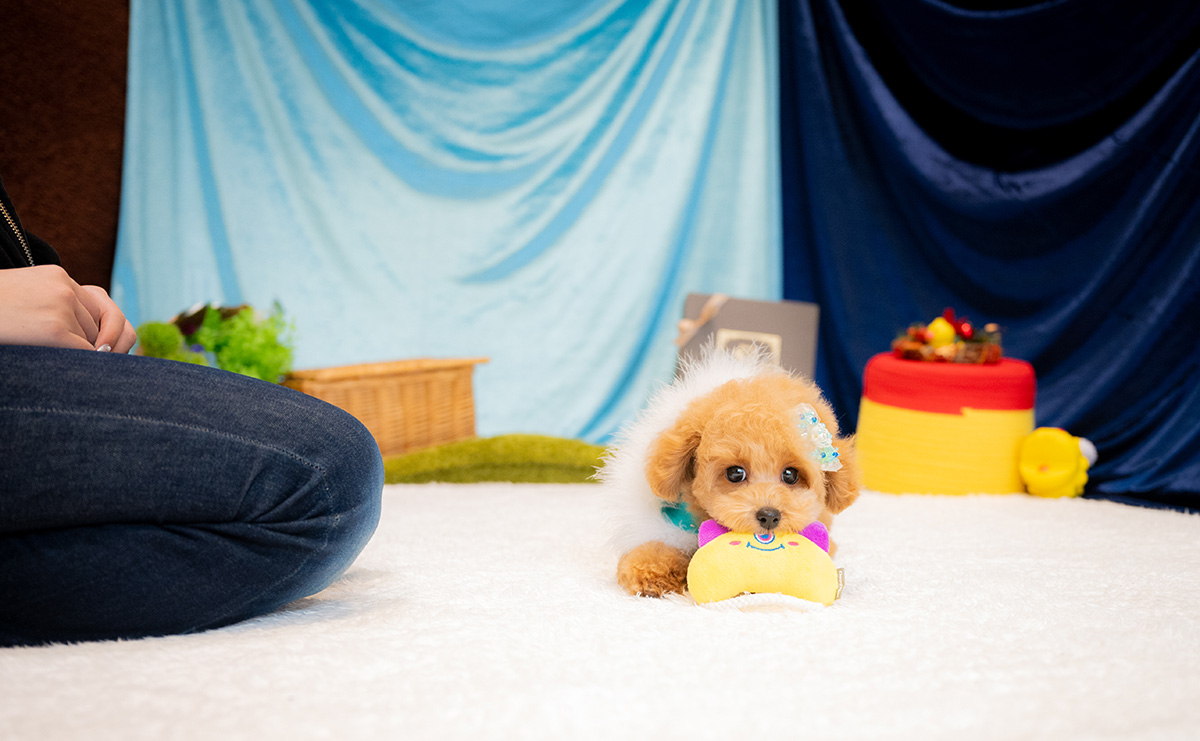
856, 353, 1035, 494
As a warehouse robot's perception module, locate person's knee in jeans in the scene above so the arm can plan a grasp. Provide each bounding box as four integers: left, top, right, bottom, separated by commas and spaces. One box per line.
232, 397, 385, 623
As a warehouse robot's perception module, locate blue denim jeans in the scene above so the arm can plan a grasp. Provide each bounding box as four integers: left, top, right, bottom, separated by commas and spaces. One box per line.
0, 346, 383, 646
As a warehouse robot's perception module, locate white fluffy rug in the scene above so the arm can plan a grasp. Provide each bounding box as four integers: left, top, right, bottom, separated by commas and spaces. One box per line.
3, 484, 1199, 740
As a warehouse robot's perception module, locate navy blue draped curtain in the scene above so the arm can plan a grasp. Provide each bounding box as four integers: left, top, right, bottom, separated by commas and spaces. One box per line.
779, 0, 1200, 509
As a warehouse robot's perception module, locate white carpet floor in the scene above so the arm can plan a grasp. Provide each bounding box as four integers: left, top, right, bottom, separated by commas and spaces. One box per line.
3, 483, 1199, 740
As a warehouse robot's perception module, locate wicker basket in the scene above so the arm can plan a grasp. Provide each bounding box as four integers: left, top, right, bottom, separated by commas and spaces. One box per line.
283, 357, 488, 458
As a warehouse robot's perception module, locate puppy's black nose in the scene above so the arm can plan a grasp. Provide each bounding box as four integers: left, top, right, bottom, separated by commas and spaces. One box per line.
756, 507, 781, 530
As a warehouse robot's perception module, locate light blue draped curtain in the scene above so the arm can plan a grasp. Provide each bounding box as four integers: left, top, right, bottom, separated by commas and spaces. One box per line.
112, 0, 781, 442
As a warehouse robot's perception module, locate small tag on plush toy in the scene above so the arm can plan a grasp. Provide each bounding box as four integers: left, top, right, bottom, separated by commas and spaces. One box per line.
835, 568, 845, 601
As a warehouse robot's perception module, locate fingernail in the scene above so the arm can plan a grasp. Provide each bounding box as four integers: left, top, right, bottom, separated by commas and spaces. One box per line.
96, 344, 112, 352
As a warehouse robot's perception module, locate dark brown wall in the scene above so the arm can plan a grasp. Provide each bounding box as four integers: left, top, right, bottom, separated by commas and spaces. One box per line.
0, 0, 129, 290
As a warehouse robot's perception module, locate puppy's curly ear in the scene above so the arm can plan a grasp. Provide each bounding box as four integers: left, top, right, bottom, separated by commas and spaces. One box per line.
645, 407, 704, 501
824, 435, 862, 513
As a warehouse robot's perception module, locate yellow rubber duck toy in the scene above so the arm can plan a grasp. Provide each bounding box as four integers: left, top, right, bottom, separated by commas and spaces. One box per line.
1018, 427, 1098, 498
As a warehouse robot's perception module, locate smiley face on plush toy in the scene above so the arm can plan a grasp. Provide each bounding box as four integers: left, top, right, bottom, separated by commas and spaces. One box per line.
734, 532, 803, 551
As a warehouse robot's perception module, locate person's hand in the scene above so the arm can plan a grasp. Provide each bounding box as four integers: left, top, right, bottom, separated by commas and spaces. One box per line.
77, 283, 137, 353
0, 265, 137, 353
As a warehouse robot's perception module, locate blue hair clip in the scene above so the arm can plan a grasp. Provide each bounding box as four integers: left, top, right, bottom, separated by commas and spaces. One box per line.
796, 403, 842, 472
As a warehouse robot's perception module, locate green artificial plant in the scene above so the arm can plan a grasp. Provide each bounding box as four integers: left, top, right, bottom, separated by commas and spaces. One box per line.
137, 303, 295, 383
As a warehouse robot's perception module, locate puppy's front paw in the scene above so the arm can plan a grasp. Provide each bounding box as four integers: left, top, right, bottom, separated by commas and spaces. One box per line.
617, 541, 690, 597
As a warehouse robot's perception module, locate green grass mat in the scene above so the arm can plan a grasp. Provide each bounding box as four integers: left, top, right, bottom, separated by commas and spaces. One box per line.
383, 434, 607, 484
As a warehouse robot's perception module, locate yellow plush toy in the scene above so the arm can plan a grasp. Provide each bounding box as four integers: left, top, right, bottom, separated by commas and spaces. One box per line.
687, 520, 841, 605
1019, 427, 1097, 498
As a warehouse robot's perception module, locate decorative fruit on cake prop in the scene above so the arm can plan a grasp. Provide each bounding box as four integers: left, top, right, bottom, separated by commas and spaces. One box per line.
1019, 427, 1098, 498
687, 519, 841, 605
925, 316, 957, 348
892, 308, 1002, 364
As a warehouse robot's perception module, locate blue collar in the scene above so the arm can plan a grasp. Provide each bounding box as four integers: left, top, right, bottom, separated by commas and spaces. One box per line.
660, 500, 700, 533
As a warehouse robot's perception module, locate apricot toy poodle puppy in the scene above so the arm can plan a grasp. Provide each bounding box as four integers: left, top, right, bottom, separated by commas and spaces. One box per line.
599, 348, 861, 597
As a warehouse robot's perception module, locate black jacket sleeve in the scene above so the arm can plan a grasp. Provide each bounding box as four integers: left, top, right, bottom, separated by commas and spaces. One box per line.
25, 232, 62, 267
0, 174, 62, 268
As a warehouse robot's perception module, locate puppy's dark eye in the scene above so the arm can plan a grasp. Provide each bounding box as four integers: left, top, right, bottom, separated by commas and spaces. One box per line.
781, 467, 800, 485
725, 466, 747, 483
